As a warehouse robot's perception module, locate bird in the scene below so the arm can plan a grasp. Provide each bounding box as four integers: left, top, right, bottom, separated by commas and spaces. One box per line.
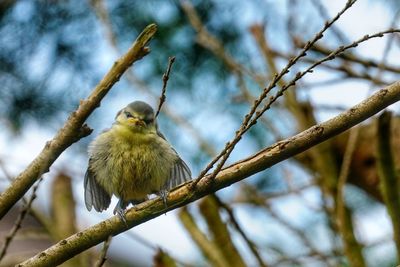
84, 101, 191, 222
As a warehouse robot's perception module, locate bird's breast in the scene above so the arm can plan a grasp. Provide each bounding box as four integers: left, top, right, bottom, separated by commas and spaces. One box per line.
89, 127, 177, 201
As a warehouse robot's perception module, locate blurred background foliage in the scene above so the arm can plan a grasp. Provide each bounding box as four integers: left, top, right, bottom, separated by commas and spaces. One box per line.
0, 0, 239, 132
1, 0, 400, 266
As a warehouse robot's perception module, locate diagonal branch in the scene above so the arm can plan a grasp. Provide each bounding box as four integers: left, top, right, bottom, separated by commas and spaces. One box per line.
0, 23, 157, 219
0, 177, 44, 262
18, 81, 400, 267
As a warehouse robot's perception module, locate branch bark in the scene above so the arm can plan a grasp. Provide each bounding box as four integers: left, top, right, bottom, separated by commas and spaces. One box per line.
18, 81, 400, 267
0, 23, 157, 219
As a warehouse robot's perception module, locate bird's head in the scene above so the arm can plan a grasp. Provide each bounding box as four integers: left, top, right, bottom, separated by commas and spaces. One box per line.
115, 101, 156, 133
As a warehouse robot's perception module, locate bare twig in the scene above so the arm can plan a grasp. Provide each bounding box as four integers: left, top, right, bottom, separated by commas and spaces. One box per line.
155, 56, 176, 118
18, 81, 400, 267
268, 49, 390, 86
295, 39, 400, 75
262, 200, 333, 264
0, 160, 52, 242
271, 250, 340, 267
95, 235, 112, 267
0, 177, 44, 262
235, 182, 314, 204
311, 0, 349, 43
93, 212, 193, 266
125, 69, 217, 156
214, 196, 268, 267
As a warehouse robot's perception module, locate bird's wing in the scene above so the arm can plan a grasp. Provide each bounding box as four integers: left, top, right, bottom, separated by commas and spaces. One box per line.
156, 129, 167, 140
84, 162, 111, 212
167, 157, 192, 190
156, 129, 192, 189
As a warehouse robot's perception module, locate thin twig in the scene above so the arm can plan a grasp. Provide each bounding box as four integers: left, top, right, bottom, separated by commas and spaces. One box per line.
155, 56, 176, 118
295, 39, 400, 75
95, 235, 112, 267
93, 208, 193, 266
213, 196, 269, 267
268, 49, 390, 86
235, 182, 314, 204
264, 200, 332, 264
311, 0, 349, 43
0, 177, 44, 262
124, 230, 158, 251
0, 159, 52, 241
271, 250, 340, 267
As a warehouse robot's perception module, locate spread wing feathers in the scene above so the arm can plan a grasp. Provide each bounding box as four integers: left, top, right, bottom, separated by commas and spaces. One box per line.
84, 167, 111, 212
157, 128, 192, 190
167, 158, 192, 190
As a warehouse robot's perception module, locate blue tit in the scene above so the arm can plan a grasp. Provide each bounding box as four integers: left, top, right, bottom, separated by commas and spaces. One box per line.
84, 101, 191, 221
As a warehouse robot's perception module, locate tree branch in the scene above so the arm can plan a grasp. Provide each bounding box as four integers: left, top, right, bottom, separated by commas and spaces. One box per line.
18, 81, 400, 267
0, 23, 157, 219
179, 207, 230, 267
376, 111, 400, 261
198, 196, 246, 267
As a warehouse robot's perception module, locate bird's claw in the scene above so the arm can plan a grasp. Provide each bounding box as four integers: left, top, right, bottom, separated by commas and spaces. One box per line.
159, 189, 169, 210
114, 207, 127, 225
114, 200, 128, 226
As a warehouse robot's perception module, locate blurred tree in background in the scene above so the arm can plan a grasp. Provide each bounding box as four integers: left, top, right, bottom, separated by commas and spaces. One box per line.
0, 0, 400, 266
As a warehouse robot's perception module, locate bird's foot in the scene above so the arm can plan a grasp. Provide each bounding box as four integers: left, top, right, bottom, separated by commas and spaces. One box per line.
113, 200, 128, 226
159, 189, 169, 210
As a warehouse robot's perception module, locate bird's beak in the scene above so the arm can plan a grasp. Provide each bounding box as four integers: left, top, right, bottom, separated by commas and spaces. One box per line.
127, 118, 146, 127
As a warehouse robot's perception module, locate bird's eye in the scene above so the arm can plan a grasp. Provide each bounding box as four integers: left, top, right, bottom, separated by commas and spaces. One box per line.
124, 111, 133, 118
144, 117, 154, 124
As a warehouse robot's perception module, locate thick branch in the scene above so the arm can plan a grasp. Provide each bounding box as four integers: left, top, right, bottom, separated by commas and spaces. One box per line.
0, 24, 157, 219
19, 81, 400, 267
